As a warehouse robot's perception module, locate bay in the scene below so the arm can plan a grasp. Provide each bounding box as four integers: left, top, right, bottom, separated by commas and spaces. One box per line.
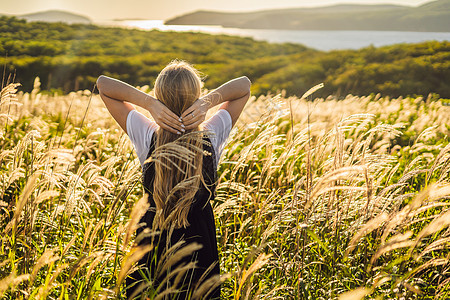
96, 19, 450, 51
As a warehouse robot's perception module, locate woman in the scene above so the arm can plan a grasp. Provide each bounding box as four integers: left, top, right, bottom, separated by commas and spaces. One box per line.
96, 60, 251, 299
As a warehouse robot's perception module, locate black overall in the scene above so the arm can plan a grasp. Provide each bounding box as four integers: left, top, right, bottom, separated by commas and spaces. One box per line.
126, 134, 221, 299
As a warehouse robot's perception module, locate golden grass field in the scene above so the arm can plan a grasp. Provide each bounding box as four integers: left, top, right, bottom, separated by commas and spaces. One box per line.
1, 78, 450, 299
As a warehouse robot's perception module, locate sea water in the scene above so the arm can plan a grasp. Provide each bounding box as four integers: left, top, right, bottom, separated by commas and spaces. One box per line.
96, 19, 450, 51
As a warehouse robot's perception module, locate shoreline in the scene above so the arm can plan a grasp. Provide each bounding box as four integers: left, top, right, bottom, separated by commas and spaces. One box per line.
94, 19, 450, 51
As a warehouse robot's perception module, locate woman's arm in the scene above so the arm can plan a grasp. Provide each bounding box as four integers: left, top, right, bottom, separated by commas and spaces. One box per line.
96, 76, 184, 135
181, 76, 251, 128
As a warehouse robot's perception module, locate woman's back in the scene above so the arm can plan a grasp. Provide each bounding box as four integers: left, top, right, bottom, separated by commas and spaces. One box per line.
125, 132, 220, 299
124, 108, 233, 299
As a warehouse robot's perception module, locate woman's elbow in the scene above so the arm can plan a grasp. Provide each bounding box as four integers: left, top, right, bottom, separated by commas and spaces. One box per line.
240, 76, 251, 93
96, 75, 107, 91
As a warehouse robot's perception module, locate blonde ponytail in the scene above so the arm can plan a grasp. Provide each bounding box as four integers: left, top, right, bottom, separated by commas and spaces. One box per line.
152, 60, 204, 229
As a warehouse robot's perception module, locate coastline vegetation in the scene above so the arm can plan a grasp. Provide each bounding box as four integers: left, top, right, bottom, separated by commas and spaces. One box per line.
1, 16, 449, 98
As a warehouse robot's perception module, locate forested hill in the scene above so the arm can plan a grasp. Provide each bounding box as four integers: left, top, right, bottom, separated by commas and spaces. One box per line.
19, 10, 91, 24
166, 0, 450, 32
1, 16, 449, 98
0, 10, 91, 24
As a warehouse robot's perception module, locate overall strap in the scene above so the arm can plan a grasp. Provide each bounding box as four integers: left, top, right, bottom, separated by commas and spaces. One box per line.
142, 133, 157, 198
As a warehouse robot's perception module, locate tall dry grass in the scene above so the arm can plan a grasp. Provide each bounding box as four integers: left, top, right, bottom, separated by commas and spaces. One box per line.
0, 79, 449, 299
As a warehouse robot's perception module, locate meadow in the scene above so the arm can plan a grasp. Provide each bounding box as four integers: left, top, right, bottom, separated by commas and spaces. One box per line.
0, 77, 449, 299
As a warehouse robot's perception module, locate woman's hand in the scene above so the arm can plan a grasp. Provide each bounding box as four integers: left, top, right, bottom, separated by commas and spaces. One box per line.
145, 96, 185, 134
180, 98, 209, 130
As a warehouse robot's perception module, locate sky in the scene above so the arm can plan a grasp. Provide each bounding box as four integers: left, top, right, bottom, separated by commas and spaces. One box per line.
0, 0, 435, 21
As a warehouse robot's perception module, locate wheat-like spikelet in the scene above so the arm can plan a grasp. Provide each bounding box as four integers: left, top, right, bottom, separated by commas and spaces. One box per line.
411, 208, 450, 251
235, 253, 272, 299
369, 231, 415, 265
34, 262, 68, 299
29, 249, 59, 286
4, 172, 40, 234
156, 241, 202, 280
116, 245, 153, 293
123, 195, 150, 250
0, 273, 30, 297
417, 236, 450, 261
338, 287, 372, 300
345, 213, 389, 257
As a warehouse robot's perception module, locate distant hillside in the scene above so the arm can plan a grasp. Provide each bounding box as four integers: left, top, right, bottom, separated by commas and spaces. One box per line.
166, 0, 450, 32
18, 10, 91, 24
1, 16, 449, 97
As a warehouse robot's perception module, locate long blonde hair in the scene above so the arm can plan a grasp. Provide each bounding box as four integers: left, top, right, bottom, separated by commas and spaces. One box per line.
153, 60, 204, 229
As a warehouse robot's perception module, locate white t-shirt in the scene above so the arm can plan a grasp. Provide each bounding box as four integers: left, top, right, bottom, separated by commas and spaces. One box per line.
126, 109, 233, 168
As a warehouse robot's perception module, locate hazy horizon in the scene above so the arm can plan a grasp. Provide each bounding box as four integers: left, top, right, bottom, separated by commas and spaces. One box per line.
0, 0, 435, 21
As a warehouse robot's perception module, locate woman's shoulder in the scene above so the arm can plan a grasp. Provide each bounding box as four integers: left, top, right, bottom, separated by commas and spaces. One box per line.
126, 109, 158, 166
203, 109, 232, 133
202, 109, 233, 166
